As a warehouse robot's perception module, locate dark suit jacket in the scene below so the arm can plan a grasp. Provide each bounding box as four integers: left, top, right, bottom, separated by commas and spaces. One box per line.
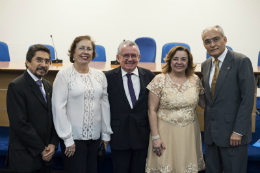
6, 70, 59, 172
105, 66, 155, 150
201, 49, 255, 147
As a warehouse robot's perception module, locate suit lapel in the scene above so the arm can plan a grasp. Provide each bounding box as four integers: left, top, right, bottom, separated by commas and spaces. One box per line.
213, 50, 233, 101
113, 67, 131, 108
133, 67, 147, 109
204, 58, 213, 105
25, 71, 48, 109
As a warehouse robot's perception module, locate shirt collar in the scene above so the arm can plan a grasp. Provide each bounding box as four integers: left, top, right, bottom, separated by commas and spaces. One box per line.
121, 67, 139, 77
211, 47, 228, 64
27, 69, 42, 82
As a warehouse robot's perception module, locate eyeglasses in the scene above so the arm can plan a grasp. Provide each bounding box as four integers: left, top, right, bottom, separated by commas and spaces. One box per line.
78, 47, 93, 52
120, 54, 139, 60
204, 36, 222, 45
35, 58, 50, 64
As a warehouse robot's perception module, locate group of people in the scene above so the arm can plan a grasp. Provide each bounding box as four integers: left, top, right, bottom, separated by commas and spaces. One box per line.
6, 25, 255, 173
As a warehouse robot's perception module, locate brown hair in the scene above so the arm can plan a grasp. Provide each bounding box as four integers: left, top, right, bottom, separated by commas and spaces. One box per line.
68, 35, 96, 63
162, 46, 196, 78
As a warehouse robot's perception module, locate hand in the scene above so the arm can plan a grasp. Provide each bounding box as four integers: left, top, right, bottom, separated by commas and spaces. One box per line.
230, 132, 242, 146
102, 140, 109, 150
64, 143, 76, 157
152, 138, 166, 157
42, 144, 55, 161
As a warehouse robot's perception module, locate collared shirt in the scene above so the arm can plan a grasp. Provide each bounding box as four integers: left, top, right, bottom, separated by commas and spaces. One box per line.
121, 67, 140, 109
209, 48, 228, 88
27, 69, 45, 95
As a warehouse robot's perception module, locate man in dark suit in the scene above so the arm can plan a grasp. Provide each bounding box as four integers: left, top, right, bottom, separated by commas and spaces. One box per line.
105, 40, 155, 173
201, 25, 255, 173
6, 44, 59, 173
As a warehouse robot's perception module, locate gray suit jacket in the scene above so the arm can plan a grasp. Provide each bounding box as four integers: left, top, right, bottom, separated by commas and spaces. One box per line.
201, 49, 255, 147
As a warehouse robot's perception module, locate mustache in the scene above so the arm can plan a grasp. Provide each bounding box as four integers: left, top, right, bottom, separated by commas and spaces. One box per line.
36, 67, 47, 72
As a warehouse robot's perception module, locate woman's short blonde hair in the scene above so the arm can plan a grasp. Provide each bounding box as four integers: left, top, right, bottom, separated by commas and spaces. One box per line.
162, 46, 196, 77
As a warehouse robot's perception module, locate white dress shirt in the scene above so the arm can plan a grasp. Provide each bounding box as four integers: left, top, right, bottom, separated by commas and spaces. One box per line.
52, 65, 113, 147
121, 67, 140, 109
208, 48, 242, 136
27, 69, 45, 95
209, 48, 228, 88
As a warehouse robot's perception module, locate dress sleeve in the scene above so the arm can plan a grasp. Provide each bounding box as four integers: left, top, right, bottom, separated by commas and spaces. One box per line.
198, 77, 205, 95
101, 73, 113, 141
52, 70, 74, 147
146, 74, 165, 98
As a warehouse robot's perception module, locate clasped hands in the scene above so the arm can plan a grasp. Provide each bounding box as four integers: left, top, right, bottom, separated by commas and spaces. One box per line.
41, 144, 55, 162
152, 138, 166, 157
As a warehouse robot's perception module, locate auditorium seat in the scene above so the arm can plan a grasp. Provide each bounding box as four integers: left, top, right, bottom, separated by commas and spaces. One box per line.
135, 37, 156, 62
92, 45, 106, 62
0, 42, 11, 61
161, 43, 190, 63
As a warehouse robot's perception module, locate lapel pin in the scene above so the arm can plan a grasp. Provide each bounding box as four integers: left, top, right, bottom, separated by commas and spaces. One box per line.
48, 93, 49, 95
227, 67, 230, 69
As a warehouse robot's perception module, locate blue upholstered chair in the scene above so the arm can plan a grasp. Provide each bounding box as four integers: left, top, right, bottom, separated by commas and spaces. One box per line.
161, 43, 190, 63
135, 37, 156, 62
29, 44, 56, 61
93, 45, 106, 62
206, 46, 233, 59
0, 41, 11, 61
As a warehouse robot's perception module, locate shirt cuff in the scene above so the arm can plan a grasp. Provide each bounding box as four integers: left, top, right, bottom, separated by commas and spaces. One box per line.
64, 137, 75, 147
101, 133, 111, 141
233, 131, 243, 136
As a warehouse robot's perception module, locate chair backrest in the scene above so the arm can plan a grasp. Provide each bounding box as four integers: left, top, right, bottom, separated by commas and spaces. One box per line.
161, 43, 190, 63
29, 44, 55, 60
92, 45, 106, 62
206, 46, 233, 59
135, 37, 156, 62
0, 41, 11, 61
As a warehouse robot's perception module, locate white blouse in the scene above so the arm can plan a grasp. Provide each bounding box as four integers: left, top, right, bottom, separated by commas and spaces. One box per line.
52, 65, 113, 147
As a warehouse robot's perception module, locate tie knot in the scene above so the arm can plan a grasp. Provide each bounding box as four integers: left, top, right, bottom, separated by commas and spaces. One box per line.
36, 80, 42, 86
126, 73, 133, 78
214, 59, 219, 66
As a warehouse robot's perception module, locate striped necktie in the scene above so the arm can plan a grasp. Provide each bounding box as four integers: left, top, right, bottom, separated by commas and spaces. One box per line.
211, 59, 219, 100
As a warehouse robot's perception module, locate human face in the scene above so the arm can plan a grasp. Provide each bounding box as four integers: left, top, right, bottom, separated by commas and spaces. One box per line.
117, 45, 140, 73
202, 28, 227, 59
170, 51, 188, 74
73, 39, 93, 65
26, 51, 50, 79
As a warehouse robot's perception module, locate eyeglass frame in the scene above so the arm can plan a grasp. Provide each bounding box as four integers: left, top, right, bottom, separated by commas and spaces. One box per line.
204, 36, 223, 46
119, 53, 140, 60
34, 57, 51, 64
77, 46, 93, 52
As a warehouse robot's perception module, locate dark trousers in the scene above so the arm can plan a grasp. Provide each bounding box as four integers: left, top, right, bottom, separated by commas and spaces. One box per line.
111, 148, 148, 173
205, 143, 248, 173
13, 165, 51, 173
60, 139, 101, 173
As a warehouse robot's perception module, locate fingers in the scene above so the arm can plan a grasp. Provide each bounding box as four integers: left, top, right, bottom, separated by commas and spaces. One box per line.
64, 144, 76, 157
161, 142, 166, 149
102, 140, 109, 150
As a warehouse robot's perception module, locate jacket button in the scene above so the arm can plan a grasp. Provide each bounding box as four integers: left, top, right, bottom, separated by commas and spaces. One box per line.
212, 118, 214, 121
211, 105, 213, 108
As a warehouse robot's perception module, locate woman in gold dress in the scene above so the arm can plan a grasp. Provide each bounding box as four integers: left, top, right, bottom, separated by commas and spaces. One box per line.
146, 46, 206, 173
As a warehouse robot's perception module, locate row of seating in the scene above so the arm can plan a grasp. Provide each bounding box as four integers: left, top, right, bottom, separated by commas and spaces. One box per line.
0, 38, 236, 62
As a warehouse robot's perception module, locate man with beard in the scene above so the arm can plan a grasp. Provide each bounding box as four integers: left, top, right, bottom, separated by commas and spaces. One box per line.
6, 44, 59, 173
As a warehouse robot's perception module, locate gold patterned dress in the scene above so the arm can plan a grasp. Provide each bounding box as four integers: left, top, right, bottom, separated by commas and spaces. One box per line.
146, 73, 205, 173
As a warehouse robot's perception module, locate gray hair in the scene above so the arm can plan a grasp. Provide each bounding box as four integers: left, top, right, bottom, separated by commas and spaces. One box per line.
201, 25, 225, 39
117, 40, 140, 55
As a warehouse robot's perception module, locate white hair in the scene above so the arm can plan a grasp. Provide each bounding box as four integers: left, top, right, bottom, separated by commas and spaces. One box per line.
117, 40, 140, 55
201, 25, 225, 39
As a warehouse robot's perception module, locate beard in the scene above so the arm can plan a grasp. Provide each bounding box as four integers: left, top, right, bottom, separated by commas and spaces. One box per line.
34, 67, 48, 78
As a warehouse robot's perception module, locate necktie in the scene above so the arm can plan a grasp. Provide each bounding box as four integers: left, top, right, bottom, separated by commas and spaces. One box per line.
211, 59, 220, 100
126, 73, 136, 106
36, 80, 47, 103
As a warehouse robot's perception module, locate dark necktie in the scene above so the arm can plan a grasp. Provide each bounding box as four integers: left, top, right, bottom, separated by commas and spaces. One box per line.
211, 59, 219, 100
36, 80, 47, 103
126, 73, 136, 106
